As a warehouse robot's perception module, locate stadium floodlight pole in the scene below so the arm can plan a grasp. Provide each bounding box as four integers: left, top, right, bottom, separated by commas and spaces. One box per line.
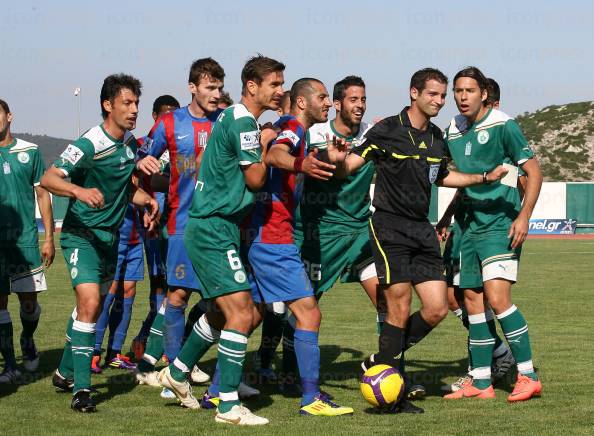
74, 87, 81, 137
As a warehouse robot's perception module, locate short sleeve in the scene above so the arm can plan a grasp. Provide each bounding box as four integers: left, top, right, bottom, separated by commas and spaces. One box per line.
53, 138, 94, 177
231, 117, 261, 166
31, 149, 45, 186
139, 115, 169, 160
272, 120, 301, 154
352, 130, 384, 163
503, 120, 534, 166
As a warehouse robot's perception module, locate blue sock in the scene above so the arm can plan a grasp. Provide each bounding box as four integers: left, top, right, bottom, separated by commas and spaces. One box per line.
109, 296, 135, 352
294, 329, 320, 406
137, 292, 164, 341
208, 362, 221, 396
94, 293, 115, 353
163, 302, 186, 361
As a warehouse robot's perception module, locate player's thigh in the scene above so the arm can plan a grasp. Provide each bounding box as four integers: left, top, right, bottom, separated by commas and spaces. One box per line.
301, 232, 350, 294
184, 217, 250, 299
340, 230, 375, 284
410, 220, 445, 285
483, 278, 513, 314
114, 242, 144, 283
286, 295, 320, 331
414, 280, 448, 323
214, 289, 255, 333
459, 233, 483, 290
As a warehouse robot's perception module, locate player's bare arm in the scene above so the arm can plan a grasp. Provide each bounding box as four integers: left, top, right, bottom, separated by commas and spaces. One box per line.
266, 143, 336, 180
435, 189, 462, 241
34, 184, 55, 267
41, 166, 105, 208
509, 157, 543, 249
241, 125, 276, 191
438, 165, 508, 188
136, 155, 161, 175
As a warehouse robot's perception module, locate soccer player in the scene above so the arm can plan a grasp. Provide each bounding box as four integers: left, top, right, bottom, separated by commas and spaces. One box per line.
157, 55, 282, 425
131, 94, 180, 358
218, 91, 234, 109
437, 77, 515, 393
276, 90, 291, 116
0, 99, 54, 382
327, 68, 507, 413
442, 67, 543, 401
42, 74, 158, 412
134, 58, 224, 387
247, 77, 354, 416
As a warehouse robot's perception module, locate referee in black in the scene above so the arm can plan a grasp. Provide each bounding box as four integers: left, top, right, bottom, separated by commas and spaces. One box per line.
328, 68, 507, 413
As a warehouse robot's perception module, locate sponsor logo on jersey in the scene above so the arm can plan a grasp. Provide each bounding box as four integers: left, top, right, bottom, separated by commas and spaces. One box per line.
477, 130, 490, 144
428, 163, 440, 184
139, 137, 152, 154
465, 141, 472, 156
3, 162, 10, 174
17, 151, 30, 164
60, 144, 84, 165
277, 129, 300, 146
199, 131, 208, 147
240, 130, 260, 150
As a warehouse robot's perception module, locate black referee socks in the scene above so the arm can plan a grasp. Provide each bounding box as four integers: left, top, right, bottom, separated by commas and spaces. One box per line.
376, 322, 404, 367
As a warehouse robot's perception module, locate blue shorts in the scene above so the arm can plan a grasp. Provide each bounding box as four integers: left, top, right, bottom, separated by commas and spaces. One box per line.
114, 242, 144, 281
144, 236, 166, 277
167, 234, 202, 291
248, 242, 314, 304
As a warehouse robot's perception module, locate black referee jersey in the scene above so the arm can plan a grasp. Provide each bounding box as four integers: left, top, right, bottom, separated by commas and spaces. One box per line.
352, 107, 449, 220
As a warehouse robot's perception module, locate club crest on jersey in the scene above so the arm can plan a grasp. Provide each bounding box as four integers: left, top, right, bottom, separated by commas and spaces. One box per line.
17, 151, 30, 164
477, 130, 489, 144
119, 156, 127, 170
234, 270, 247, 283
60, 144, 84, 165
70, 267, 78, 280
428, 163, 440, 184
125, 146, 134, 159
240, 130, 260, 150
199, 130, 208, 147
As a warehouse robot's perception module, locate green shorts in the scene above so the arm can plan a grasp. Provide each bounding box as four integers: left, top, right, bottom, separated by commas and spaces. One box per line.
184, 217, 250, 299
60, 228, 118, 293
459, 230, 521, 289
442, 221, 462, 287
0, 244, 46, 294
295, 224, 374, 294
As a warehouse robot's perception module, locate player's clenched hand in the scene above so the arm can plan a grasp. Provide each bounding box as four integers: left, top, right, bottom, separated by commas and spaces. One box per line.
136, 156, 161, 175
508, 214, 529, 249
301, 148, 336, 180
41, 239, 55, 268
325, 134, 349, 164
142, 197, 160, 232
75, 187, 104, 208
260, 124, 278, 149
485, 165, 508, 183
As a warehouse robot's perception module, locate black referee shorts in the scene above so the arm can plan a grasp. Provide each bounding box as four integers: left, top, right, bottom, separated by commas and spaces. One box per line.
368, 211, 445, 286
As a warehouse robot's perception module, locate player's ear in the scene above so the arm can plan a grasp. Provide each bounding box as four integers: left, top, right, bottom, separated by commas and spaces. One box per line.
296, 95, 307, 110
188, 82, 197, 96
481, 88, 488, 103
6, 112, 13, 123
333, 99, 341, 112
102, 99, 112, 116
410, 87, 418, 101
246, 80, 258, 97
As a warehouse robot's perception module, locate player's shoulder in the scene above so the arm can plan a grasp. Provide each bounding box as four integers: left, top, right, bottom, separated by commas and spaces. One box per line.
477, 109, 513, 129
366, 115, 400, 139
275, 115, 304, 146
11, 138, 39, 152
446, 114, 468, 138
81, 125, 114, 153
230, 103, 256, 123
307, 120, 331, 147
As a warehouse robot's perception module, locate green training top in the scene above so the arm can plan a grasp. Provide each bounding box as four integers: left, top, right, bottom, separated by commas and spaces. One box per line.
54, 124, 137, 233
0, 138, 45, 246
189, 104, 262, 223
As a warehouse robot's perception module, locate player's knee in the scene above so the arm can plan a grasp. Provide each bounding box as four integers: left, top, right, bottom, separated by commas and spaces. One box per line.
424, 304, 448, 326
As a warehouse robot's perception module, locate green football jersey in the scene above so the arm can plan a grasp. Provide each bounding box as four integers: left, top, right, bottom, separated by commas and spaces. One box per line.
54, 124, 137, 232
0, 138, 45, 246
297, 120, 374, 233
189, 104, 262, 223
445, 109, 534, 233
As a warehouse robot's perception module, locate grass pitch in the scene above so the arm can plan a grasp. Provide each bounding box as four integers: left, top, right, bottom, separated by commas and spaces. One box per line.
1, 239, 593, 435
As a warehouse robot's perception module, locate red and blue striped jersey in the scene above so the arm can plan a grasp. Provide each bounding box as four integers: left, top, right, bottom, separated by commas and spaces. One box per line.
249, 115, 307, 244
139, 106, 220, 235
118, 204, 143, 245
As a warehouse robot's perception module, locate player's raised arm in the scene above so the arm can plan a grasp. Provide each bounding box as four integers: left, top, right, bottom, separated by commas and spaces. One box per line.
266, 139, 336, 181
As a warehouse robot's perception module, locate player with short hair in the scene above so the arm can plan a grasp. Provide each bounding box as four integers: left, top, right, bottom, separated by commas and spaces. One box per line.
134, 58, 225, 387
156, 55, 282, 425
437, 77, 515, 393
218, 91, 234, 109
42, 74, 158, 412
443, 67, 543, 401
276, 90, 291, 116
327, 67, 507, 413
246, 77, 354, 416
0, 99, 55, 383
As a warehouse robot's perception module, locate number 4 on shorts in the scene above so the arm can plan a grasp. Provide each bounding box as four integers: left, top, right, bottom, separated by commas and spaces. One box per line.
69, 248, 79, 266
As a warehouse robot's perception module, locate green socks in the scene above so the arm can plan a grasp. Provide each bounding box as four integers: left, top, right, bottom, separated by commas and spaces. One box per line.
170, 314, 219, 382
58, 310, 76, 378
217, 329, 248, 413
0, 310, 17, 369
71, 320, 95, 393
468, 313, 495, 389
497, 305, 537, 380
138, 305, 166, 372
